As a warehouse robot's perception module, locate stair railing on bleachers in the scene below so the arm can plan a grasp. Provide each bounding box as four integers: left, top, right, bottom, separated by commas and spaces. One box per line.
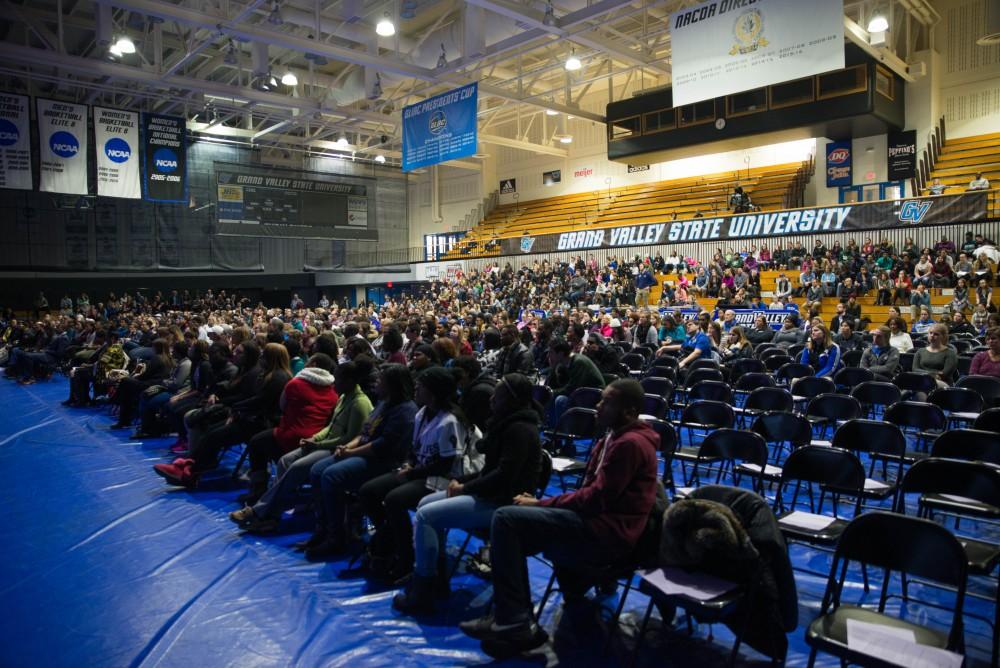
913, 115, 947, 196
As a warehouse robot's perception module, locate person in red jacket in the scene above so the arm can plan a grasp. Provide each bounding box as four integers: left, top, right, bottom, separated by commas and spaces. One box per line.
241, 353, 339, 504
459, 378, 659, 658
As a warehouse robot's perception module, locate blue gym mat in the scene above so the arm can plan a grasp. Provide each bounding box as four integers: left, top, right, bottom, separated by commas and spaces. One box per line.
0, 377, 994, 667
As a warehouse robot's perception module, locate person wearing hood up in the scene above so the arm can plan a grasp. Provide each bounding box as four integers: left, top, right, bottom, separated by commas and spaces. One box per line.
393, 372, 542, 615
240, 353, 339, 504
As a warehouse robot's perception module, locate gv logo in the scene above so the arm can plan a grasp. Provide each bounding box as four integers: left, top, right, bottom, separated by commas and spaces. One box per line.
50, 131, 79, 158
0, 119, 18, 146
153, 147, 178, 173
104, 137, 131, 163
898, 200, 932, 224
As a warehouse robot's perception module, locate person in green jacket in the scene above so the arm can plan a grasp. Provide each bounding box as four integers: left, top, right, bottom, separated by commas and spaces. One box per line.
230, 360, 374, 533
547, 337, 606, 427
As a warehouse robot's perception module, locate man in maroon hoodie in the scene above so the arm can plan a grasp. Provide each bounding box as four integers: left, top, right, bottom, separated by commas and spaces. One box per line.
459, 378, 659, 658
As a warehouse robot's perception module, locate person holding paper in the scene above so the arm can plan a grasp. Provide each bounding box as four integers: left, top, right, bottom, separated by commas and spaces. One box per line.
459, 379, 658, 658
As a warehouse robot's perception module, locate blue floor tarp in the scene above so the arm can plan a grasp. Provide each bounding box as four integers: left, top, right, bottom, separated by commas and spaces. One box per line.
0, 377, 994, 667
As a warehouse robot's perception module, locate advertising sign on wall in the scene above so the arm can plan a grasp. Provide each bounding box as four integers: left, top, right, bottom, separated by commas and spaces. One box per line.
668, 0, 845, 107
95, 107, 141, 199
37, 98, 89, 195
141, 113, 187, 203
543, 170, 561, 185
887, 130, 917, 181
826, 140, 852, 187
0, 93, 31, 190
500, 178, 516, 194
402, 82, 478, 172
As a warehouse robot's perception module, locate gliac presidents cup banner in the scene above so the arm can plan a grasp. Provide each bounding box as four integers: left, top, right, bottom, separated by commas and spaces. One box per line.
0, 93, 31, 190
669, 0, 845, 107
142, 112, 187, 202
95, 107, 141, 199
37, 98, 89, 195
402, 82, 477, 172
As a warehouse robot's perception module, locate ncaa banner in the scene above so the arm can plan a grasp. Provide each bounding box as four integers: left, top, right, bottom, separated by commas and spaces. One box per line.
887, 130, 917, 181
669, 0, 845, 107
37, 98, 89, 195
95, 107, 141, 199
0, 93, 31, 190
142, 113, 187, 202
402, 82, 477, 172
500, 192, 988, 255
825, 140, 852, 187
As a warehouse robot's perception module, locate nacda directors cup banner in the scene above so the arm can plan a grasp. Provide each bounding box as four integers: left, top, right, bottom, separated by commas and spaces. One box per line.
142, 112, 187, 203
37, 98, 89, 195
95, 107, 141, 199
668, 0, 845, 107
0, 94, 31, 190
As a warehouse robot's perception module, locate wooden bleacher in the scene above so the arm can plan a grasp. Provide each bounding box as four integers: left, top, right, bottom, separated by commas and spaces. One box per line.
927, 131, 1000, 214
445, 161, 810, 259
650, 270, 998, 330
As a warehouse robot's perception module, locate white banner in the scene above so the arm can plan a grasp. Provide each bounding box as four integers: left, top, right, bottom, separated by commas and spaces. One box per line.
95, 107, 141, 199
347, 195, 368, 226
0, 93, 31, 190
669, 0, 844, 107
37, 98, 89, 195
416, 260, 466, 282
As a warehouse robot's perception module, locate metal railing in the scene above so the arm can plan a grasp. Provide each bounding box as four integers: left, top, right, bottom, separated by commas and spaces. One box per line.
914, 115, 946, 196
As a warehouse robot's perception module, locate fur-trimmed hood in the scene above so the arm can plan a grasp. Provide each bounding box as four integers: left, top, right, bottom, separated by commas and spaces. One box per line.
296, 366, 335, 386
660, 498, 759, 568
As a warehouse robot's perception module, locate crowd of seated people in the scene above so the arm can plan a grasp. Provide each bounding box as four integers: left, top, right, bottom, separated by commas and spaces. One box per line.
1, 228, 1000, 659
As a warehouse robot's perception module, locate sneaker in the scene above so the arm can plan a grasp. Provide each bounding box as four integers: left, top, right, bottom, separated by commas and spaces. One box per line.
243, 515, 280, 534
459, 614, 500, 640
170, 442, 189, 454
153, 462, 197, 487
480, 623, 549, 659
229, 506, 256, 525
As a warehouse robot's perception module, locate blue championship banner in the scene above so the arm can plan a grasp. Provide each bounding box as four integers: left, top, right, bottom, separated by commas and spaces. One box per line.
402, 83, 477, 172
142, 113, 187, 203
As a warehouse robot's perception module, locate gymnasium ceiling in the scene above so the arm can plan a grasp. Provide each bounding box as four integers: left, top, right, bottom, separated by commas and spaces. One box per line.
0, 0, 940, 167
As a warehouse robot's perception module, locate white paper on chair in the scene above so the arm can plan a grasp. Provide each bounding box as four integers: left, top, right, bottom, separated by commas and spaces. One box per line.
640, 567, 738, 601
551, 456, 579, 472
846, 619, 963, 668
779, 511, 836, 531
939, 493, 979, 504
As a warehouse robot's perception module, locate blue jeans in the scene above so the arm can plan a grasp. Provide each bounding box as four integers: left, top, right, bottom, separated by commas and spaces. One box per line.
413, 491, 499, 577
310, 455, 386, 540
548, 394, 570, 428
252, 447, 330, 519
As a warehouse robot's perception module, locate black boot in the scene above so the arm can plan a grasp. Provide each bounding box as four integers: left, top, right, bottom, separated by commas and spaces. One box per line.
237, 471, 269, 505
392, 574, 436, 615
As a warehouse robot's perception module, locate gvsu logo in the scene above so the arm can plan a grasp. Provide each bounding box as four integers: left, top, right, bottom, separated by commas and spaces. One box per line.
104, 137, 131, 163
429, 110, 447, 135
899, 200, 932, 224
0, 119, 19, 146
827, 147, 850, 164
50, 131, 79, 158
153, 148, 178, 173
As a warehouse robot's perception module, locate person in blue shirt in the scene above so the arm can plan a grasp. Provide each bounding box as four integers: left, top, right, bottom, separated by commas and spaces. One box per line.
635, 265, 656, 307
656, 319, 713, 372
798, 323, 842, 378
911, 307, 936, 335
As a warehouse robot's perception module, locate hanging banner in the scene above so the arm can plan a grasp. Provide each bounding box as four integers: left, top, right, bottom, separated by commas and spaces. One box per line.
0, 93, 32, 190
142, 113, 187, 202
826, 140, 852, 187
402, 82, 477, 172
887, 130, 917, 181
95, 107, 141, 199
660, 307, 800, 331
37, 98, 89, 195
669, 0, 845, 107
500, 192, 989, 255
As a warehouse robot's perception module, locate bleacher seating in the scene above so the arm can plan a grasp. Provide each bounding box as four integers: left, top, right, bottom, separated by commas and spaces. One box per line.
928, 131, 1000, 214
445, 161, 810, 259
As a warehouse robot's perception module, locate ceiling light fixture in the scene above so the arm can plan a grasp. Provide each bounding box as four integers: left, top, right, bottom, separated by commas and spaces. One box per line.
375, 154, 386, 164
559, 135, 573, 143
281, 71, 298, 86
436, 43, 447, 69
108, 42, 123, 58
545, 109, 558, 116
267, 0, 284, 26
565, 49, 581, 71
336, 135, 350, 147
543, 1, 556, 27
867, 13, 888, 32
114, 36, 136, 54
376, 12, 395, 37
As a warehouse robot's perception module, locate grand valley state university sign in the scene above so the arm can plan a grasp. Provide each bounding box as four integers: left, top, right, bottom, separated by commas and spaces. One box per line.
502, 192, 988, 255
